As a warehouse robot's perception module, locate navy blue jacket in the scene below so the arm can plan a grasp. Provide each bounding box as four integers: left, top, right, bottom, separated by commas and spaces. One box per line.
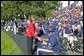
48, 29, 60, 54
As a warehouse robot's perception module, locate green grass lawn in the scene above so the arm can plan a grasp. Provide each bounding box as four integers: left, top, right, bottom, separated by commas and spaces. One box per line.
1, 31, 23, 55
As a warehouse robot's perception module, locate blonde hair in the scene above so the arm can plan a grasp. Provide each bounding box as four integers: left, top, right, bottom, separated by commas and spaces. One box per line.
29, 17, 36, 22
77, 25, 81, 30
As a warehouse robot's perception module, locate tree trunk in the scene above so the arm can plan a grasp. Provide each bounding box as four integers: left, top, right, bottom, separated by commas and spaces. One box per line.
68, 1, 70, 7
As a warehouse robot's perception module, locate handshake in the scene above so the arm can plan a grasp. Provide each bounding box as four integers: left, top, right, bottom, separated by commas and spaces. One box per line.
38, 36, 48, 42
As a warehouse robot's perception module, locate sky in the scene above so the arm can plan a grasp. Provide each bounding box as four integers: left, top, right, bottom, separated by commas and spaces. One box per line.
61, 1, 82, 8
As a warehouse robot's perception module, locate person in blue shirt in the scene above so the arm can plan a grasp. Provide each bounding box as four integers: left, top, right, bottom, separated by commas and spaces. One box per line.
37, 26, 60, 55
37, 24, 44, 37
47, 28, 60, 54
65, 25, 72, 34
24, 20, 29, 32
42, 22, 49, 36
18, 20, 23, 35
58, 26, 64, 37
33, 24, 44, 54
77, 29, 82, 37
45, 19, 49, 26
73, 25, 78, 36
77, 25, 83, 37
48, 21, 56, 31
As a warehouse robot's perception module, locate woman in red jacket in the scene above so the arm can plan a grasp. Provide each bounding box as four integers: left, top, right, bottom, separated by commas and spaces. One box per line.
25, 18, 41, 55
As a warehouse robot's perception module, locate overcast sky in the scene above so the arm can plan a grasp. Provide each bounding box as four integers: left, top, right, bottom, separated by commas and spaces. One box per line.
61, 1, 82, 8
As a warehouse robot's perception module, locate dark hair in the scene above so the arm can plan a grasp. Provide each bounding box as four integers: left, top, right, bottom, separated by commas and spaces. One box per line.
38, 24, 42, 27
38, 22, 42, 27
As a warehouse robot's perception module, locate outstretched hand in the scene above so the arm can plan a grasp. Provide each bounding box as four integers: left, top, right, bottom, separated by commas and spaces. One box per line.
38, 36, 48, 42
42, 37, 48, 42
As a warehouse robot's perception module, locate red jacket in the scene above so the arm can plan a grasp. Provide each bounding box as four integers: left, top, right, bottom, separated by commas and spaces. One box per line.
26, 22, 38, 40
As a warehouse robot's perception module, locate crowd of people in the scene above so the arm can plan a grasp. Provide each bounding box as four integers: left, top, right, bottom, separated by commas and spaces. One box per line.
1, 19, 29, 35
1, 4, 83, 55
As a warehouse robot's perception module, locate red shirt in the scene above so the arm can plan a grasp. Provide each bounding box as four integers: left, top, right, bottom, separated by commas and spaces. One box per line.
26, 22, 38, 40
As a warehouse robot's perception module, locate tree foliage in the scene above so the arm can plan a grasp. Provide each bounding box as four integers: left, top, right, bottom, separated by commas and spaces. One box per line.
1, 1, 62, 21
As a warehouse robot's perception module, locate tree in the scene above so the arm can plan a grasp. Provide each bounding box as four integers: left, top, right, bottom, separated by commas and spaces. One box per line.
68, 1, 70, 7
1, 1, 19, 21
1, 1, 62, 21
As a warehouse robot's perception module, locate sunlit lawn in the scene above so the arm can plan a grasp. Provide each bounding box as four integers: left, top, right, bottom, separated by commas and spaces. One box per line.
1, 31, 23, 55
